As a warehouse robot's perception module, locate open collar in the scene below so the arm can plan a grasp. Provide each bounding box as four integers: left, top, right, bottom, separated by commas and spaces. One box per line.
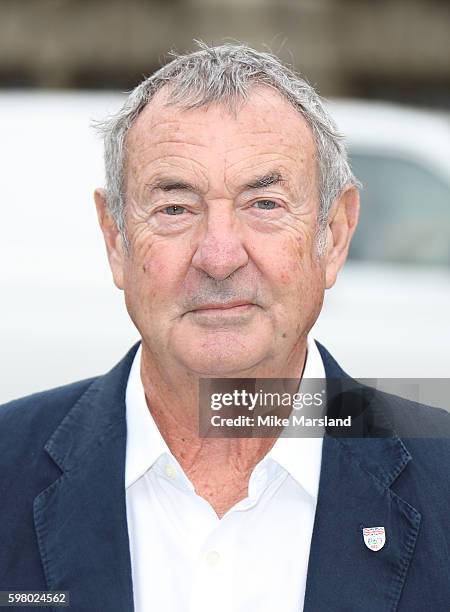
125, 338, 325, 499
33, 340, 421, 612
267, 337, 325, 500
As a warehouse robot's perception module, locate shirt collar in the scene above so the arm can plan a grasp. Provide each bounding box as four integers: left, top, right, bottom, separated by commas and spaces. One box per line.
125, 344, 171, 489
125, 338, 325, 496
263, 338, 325, 500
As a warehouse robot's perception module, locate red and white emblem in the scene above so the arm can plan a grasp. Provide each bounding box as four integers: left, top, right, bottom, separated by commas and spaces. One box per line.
362, 526, 386, 551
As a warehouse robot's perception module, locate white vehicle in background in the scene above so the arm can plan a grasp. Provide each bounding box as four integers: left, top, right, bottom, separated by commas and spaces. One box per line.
0, 92, 449, 404
328, 99, 450, 268
314, 100, 450, 382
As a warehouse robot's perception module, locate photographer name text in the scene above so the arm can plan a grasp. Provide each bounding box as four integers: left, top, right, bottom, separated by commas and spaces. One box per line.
210, 414, 351, 427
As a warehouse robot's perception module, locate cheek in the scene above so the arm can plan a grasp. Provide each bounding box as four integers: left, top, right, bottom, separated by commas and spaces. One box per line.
259, 233, 310, 286
258, 230, 325, 324
125, 236, 183, 305
278, 263, 299, 284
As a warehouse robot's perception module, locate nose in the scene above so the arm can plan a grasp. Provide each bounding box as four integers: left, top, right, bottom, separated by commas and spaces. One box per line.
191, 202, 249, 280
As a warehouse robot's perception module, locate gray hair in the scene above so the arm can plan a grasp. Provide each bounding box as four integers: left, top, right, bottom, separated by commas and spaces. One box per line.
95, 41, 359, 253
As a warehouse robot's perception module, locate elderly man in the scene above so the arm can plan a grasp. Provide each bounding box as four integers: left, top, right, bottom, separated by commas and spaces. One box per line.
1, 43, 449, 612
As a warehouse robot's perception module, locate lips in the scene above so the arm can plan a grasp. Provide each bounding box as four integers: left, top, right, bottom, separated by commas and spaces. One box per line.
191, 301, 254, 312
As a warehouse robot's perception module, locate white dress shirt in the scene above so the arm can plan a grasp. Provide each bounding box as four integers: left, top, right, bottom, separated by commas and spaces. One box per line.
125, 339, 325, 612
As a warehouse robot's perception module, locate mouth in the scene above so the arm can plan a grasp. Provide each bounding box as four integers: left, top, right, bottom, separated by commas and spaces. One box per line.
189, 301, 256, 314
185, 301, 259, 325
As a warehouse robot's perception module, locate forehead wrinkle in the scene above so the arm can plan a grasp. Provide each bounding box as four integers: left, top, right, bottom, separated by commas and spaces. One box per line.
127, 118, 212, 163
128, 138, 210, 163
126, 95, 318, 203
225, 151, 301, 180
129, 155, 211, 196
223, 131, 314, 160
229, 116, 317, 161
130, 102, 212, 132
147, 139, 210, 148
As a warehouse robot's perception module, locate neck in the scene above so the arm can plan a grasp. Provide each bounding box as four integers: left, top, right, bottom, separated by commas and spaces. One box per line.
138, 340, 307, 517
139, 339, 307, 462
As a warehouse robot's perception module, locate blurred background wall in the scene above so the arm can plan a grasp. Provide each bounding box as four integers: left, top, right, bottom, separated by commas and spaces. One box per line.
1, 0, 449, 108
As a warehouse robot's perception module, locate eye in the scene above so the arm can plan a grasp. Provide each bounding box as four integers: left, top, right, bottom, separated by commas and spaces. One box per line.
252, 199, 280, 210
161, 205, 186, 215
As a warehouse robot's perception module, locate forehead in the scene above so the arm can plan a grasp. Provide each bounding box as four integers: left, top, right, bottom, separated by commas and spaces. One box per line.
125, 85, 317, 188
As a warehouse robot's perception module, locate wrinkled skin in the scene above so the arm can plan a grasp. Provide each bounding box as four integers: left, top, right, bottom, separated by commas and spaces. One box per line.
95, 86, 359, 516
96, 86, 359, 384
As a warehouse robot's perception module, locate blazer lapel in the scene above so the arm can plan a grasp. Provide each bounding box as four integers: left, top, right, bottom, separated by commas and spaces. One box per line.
304, 343, 422, 612
33, 344, 139, 612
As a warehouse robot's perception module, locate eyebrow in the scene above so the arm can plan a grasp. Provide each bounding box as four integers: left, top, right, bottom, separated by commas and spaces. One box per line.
149, 179, 198, 193
147, 171, 288, 196
244, 172, 285, 190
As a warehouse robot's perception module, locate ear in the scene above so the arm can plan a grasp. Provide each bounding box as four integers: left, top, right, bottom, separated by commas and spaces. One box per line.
94, 188, 126, 290
324, 185, 360, 289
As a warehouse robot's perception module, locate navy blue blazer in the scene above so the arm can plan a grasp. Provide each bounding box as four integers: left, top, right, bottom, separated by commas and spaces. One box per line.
1, 343, 449, 611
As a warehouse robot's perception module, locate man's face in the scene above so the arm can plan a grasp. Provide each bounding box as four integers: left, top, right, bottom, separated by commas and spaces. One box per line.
97, 86, 357, 376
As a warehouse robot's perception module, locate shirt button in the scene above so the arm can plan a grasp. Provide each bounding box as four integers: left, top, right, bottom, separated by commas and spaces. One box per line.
164, 464, 177, 479
205, 550, 221, 567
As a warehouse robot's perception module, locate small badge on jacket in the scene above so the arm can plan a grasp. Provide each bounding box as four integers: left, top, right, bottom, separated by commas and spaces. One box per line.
362, 526, 386, 551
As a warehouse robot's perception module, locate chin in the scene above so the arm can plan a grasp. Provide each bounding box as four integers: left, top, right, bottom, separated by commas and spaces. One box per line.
186, 360, 253, 377
174, 339, 267, 377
